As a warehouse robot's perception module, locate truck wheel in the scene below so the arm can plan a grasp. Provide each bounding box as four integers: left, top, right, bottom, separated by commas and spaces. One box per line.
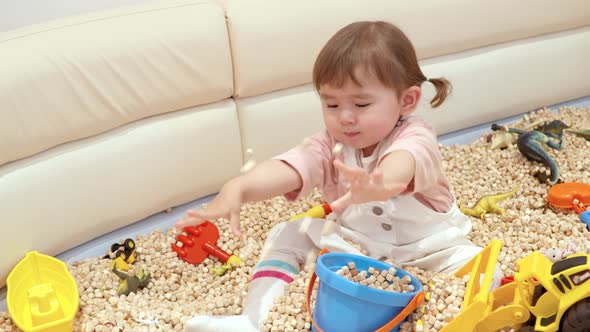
561, 297, 590, 332
123, 238, 135, 256
124, 238, 135, 250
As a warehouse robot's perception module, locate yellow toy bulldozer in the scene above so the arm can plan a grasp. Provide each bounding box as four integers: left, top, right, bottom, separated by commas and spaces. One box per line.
440, 240, 590, 332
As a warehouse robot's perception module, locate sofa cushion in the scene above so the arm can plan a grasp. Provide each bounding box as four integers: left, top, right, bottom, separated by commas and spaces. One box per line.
237, 27, 590, 161
0, 99, 242, 287
224, 0, 590, 98
0, 0, 233, 166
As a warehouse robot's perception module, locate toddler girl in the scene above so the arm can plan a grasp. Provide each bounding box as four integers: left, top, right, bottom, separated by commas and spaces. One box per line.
178, 21, 496, 332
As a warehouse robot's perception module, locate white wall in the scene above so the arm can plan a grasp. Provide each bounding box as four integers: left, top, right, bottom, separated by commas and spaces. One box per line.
0, 0, 158, 32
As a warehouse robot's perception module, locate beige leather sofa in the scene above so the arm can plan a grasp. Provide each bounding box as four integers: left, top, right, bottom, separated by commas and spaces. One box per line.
1, 0, 589, 287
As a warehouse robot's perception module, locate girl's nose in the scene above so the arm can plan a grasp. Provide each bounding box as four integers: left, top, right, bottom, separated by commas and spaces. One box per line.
339, 108, 356, 124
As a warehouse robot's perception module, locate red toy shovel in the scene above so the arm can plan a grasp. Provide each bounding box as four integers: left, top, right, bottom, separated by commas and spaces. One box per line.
171, 221, 232, 265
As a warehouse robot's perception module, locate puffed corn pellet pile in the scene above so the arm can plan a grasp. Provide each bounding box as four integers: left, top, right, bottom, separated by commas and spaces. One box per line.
1, 107, 589, 332
336, 263, 415, 292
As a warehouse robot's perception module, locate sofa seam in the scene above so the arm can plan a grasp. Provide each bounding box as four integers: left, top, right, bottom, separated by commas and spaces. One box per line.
219, 5, 247, 162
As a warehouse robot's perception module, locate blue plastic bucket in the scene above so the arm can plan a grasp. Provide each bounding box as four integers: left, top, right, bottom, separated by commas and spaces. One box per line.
306, 253, 424, 332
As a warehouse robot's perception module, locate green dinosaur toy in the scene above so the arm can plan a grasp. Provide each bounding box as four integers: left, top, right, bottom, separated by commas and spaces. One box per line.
458, 185, 519, 219
565, 128, 590, 141
112, 267, 151, 296
492, 120, 569, 184
531, 120, 569, 136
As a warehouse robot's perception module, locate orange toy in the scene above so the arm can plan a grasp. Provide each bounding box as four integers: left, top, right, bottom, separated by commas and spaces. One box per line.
547, 182, 590, 214
547, 182, 590, 228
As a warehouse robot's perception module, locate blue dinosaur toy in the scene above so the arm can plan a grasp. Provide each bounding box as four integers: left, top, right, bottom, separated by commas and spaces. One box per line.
491, 120, 569, 184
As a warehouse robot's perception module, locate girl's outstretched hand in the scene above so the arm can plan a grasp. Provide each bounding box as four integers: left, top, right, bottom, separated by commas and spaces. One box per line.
331, 159, 406, 214
175, 182, 244, 238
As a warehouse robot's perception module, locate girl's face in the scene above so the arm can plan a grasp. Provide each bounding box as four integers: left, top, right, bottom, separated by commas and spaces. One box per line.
319, 69, 418, 157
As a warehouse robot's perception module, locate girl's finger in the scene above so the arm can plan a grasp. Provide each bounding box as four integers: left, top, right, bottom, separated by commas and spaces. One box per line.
333, 160, 357, 179
347, 166, 366, 184
174, 218, 187, 229
188, 209, 205, 217
333, 159, 346, 170
176, 209, 222, 229
175, 216, 204, 228
331, 191, 353, 215
333, 160, 349, 175
350, 178, 366, 192
188, 209, 222, 221
229, 209, 242, 238
358, 169, 370, 183
370, 170, 384, 185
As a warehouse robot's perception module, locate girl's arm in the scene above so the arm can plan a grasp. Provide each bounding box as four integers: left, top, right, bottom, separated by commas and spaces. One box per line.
234, 159, 303, 203
176, 159, 302, 236
377, 149, 416, 194
177, 131, 332, 236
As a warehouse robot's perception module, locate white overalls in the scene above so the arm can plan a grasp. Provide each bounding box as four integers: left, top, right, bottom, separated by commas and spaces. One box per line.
264, 145, 483, 274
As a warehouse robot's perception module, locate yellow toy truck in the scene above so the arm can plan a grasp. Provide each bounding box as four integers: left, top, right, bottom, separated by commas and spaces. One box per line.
440, 239, 590, 332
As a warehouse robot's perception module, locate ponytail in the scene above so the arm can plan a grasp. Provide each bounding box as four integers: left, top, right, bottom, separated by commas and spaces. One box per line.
426, 77, 452, 108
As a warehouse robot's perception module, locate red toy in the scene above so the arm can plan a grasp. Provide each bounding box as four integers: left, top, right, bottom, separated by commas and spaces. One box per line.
171, 221, 240, 266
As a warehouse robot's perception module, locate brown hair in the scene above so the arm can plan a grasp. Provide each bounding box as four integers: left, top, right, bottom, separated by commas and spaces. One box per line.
313, 21, 451, 108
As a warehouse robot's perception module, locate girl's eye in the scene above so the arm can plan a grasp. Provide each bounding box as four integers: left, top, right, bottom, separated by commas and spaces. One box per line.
355, 103, 371, 108
327, 104, 338, 108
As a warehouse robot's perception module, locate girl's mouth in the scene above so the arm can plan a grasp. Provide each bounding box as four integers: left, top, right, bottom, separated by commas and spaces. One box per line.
344, 132, 360, 138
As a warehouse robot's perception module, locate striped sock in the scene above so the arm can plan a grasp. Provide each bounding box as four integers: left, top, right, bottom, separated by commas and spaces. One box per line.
185, 260, 300, 332
252, 259, 299, 283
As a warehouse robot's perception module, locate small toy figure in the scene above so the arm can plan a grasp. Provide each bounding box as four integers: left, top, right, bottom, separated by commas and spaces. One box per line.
486, 131, 517, 149
111, 266, 151, 296
491, 120, 569, 184
531, 119, 570, 136
458, 185, 518, 219
540, 241, 579, 263
566, 128, 590, 141
104, 238, 136, 271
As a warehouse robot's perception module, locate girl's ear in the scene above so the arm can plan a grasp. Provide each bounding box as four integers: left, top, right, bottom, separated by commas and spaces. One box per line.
400, 86, 421, 115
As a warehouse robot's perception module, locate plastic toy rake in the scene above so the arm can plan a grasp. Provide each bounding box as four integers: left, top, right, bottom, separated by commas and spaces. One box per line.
547, 182, 590, 229
171, 221, 238, 265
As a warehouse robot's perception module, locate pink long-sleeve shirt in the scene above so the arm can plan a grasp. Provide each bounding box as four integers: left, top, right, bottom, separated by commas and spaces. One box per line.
274, 116, 454, 213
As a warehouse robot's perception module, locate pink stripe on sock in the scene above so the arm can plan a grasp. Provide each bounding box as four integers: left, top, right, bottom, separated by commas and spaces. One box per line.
251, 270, 294, 283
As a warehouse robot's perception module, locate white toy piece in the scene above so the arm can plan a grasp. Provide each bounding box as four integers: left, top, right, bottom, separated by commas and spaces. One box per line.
488, 131, 517, 149
240, 148, 256, 174
332, 142, 344, 155
541, 240, 579, 263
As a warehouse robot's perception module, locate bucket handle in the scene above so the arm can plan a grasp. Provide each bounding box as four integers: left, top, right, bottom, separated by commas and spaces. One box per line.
305, 249, 424, 332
